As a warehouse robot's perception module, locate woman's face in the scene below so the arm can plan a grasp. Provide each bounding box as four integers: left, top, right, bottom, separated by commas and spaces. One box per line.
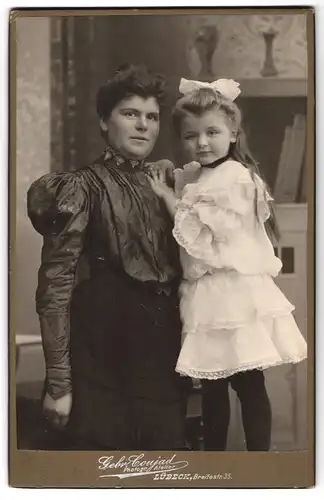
101, 95, 160, 160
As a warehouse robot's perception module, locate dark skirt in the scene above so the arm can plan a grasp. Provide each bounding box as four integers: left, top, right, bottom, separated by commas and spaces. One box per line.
68, 269, 188, 450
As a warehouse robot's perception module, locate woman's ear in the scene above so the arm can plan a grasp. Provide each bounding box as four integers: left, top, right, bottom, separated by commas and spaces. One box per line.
100, 118, 108, 132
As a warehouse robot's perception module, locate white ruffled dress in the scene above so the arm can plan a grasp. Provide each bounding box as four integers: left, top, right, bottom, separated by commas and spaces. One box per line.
172, 159, 307, 380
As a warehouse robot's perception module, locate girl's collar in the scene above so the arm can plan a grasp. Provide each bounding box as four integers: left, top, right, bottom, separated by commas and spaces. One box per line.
202, 153, 232, 169
103, 145, 147, 170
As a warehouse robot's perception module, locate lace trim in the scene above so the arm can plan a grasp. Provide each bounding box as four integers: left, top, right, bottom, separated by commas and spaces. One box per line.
174, 167, 272, 242
173, 219, 223, 264
176, 354, 307, 380
181, 307, 296, 332
173, 200, 249, 265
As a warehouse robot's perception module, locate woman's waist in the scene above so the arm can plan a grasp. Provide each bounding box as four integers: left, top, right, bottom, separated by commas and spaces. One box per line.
82, 257, 181, 296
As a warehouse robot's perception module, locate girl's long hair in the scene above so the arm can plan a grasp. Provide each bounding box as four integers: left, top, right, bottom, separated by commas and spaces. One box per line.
172, 88, 280, 242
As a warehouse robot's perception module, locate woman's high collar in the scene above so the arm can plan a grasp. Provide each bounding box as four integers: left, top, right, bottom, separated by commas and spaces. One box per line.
104, 145, 147, 170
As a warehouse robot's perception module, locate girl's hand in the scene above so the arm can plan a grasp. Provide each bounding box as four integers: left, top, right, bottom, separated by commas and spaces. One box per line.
147, 169, 177, 218
147, 169, 174, 200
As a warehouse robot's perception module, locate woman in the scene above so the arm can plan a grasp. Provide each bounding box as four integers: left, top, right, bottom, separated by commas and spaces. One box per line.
27, 64, 187, 450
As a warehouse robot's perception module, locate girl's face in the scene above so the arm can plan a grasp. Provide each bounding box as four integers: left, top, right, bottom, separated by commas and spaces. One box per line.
180, 108, 236, 165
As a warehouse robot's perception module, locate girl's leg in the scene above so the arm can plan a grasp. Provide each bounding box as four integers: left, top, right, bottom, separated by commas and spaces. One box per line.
201, 378, 230, 451
230, 370, 272, 451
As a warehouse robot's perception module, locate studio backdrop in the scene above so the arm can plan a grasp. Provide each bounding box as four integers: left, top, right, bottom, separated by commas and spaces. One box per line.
15, 12, 309, 451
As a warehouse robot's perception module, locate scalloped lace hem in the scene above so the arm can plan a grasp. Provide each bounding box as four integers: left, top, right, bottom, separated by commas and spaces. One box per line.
176, 355, 307, 380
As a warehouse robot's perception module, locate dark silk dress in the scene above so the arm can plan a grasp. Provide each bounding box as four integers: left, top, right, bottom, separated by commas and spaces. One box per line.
27, 147, 187, 450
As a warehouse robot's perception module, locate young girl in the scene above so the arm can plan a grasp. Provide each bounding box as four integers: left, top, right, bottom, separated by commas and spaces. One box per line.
148, 77, 307, 451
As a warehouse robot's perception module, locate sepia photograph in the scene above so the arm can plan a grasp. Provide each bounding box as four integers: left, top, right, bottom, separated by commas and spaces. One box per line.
10, 7, 314, 488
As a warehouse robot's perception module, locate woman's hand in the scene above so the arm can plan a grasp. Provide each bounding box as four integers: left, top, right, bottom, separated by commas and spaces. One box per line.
43, 391, 72, 429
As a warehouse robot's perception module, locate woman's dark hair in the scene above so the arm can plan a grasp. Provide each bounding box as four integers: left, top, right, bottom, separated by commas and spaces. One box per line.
96, 63, 168, 120
172, 87, 280, 242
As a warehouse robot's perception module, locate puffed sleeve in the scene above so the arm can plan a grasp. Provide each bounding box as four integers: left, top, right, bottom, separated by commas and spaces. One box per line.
27, 172, 90, 399
173, 165, 270, 268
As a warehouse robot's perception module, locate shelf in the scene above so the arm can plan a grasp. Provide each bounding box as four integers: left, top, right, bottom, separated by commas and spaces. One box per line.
276, 203, 307, 233
173, 76, 307, 98
238, 78, 307, 98
16, 334, 42, 346
184, 75, 308, 97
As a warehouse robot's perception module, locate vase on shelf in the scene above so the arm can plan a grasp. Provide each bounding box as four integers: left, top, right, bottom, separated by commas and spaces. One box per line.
261, 29, 278, 77
191, 24, 219, 79
245, 14, 293, 78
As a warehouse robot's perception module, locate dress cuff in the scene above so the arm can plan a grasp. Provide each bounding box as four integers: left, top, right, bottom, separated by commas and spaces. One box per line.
39, 314, 72, 399
45, 372, 72, 399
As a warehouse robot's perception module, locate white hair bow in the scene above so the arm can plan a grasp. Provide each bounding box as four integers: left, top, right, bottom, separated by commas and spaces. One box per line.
179, 77, 241, 101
